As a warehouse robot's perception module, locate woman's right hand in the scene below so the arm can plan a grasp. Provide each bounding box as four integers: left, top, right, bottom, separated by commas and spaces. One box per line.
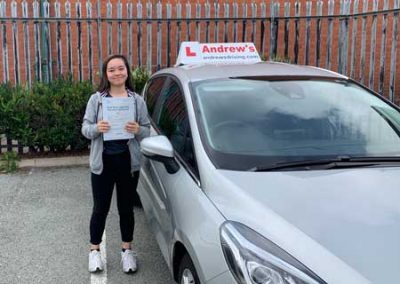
97, 120, 110, 133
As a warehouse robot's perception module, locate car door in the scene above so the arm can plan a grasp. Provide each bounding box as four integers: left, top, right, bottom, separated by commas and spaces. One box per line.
141, 76, 200, 263
140, 76, 171, 260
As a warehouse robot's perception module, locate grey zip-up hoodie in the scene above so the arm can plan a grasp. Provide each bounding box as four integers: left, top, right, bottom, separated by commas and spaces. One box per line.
81, 90, 150, 174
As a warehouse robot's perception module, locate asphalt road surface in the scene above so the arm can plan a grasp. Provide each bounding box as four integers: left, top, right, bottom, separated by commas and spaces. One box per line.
0, 166, 175, 284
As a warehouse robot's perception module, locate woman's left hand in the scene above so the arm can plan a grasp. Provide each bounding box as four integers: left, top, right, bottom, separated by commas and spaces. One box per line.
125, 121, 140, 134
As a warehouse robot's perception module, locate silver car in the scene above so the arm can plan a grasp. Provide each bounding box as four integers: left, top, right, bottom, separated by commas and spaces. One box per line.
138, 62, 400, 284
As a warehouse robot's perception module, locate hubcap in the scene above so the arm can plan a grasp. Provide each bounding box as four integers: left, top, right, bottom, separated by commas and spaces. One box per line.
181, 268, 195, 284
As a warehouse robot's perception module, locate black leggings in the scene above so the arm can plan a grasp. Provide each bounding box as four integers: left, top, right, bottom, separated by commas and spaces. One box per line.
90, 151, 139, 245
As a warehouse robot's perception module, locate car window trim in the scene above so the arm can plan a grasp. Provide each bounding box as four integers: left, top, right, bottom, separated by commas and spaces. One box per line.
143, 75, 170, 120
147, 74, 201, 187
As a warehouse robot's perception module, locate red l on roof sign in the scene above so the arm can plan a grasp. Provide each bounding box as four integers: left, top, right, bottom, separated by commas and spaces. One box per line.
176, 42, 262, 66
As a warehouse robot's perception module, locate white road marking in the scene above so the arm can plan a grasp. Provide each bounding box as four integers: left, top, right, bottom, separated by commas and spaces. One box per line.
91, 230, 107, 284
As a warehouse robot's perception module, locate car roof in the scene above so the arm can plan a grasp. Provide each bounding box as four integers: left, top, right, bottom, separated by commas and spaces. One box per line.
153, 61, 348, 83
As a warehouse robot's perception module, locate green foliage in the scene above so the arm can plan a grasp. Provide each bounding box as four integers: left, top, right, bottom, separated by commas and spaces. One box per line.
0, 83, 31, 145
260, 54, 292, 64
270, 55, 292, 64
29, 77, 94, 151
131, 66, 151, 95
0, 151, 20, 173
0, 76, 94, 153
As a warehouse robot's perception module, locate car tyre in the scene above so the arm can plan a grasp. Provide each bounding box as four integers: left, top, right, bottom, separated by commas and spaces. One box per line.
178, 253, 200, 284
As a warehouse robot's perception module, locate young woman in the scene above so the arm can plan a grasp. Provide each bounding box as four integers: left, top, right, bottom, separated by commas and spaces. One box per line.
81, 54, 150, 273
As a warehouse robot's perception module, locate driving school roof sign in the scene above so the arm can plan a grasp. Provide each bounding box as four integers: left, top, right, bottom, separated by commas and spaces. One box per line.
175, 42, 262, 66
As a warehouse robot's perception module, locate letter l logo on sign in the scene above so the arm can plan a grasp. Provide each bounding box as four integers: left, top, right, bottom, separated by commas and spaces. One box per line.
185, 47, 196, 57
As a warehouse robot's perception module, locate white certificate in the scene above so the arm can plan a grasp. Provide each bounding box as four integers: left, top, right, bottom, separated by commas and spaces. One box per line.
102, 97, 135, 141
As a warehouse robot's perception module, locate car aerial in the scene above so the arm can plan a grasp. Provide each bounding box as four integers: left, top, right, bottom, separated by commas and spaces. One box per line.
137, 42, 400, 284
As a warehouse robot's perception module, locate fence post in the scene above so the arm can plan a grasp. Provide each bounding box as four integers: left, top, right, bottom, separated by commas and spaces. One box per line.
22, 0, 32, 86
166, 1, 171, 67
305, 1, 312, 65
195, 1, 201, 42
232, 1, 238, 43
1, 0, 10, 83
270, 1, 279, 60
126, 1, 133, 67
368, 0, 379, 89
55, 0, 63, 78
224, 2, 230, 43
378, 0, 389, 95
65, 0, 73, 75
186, 1, 191, 41
326, 0, 335, 70
40, 0, 50, 83
117, 0, 123, 55
33, 0, 42, 81
294, 1, 301, 64
96, 0, 102, 72
260, 1, 267, 56
338, 0, 350, 75
242, 2, 248, 42
106, 0, 113, 56
176, 1, 182, 55
156, 0, 162, 70
251, 2, 257, 44
214, 2, 220, 42
350, 0, 359, 78
284, 1, 290, 59
316, 0, 323, 67
76, 0, 83, 81
11, 0, 20, 85
86, 0, 93, 82
137, 1, 143, 67
360, 0, 369, 84
146, 1, 152, 71
389, 0, 399, 102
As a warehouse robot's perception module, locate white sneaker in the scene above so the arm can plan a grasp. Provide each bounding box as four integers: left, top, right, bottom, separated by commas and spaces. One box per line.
88, 250, 104, 272
121, 249, 137, 273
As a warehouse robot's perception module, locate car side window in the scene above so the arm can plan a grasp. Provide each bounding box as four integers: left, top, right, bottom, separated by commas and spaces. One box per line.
156, 79, 198, 175
144, 76, 167, 118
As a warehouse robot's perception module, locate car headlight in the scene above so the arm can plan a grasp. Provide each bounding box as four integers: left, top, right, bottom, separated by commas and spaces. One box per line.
220, 221, 326, 284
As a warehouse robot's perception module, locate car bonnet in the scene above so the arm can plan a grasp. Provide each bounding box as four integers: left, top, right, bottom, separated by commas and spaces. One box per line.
205, 167, 400, 284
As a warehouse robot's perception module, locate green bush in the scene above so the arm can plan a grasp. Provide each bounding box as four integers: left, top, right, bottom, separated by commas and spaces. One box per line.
0, 77, 94, 153
30, 77, 94, 151
260, 54, 292, 64
131, 66, 151, 95
0, 83, 14, 136
0, 151, 20, 173
0, 83, 32, 147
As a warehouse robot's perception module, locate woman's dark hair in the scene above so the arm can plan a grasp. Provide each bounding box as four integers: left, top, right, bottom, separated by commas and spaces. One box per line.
97, 54, 135, 92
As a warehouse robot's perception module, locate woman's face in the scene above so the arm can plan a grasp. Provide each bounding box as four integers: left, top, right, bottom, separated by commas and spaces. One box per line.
106, 58, 128, 87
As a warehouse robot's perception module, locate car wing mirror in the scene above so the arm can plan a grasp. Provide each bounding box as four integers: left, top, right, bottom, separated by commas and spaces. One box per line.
140, 135, 180, 174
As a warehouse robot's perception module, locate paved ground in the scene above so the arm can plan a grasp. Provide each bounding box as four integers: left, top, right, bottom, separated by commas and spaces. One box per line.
0, 166, 175, 284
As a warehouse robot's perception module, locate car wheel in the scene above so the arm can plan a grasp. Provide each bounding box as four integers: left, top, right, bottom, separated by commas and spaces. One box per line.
178, 253, 200, 284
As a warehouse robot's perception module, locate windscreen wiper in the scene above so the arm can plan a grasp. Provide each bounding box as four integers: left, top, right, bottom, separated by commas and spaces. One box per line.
249, 156, 400, 172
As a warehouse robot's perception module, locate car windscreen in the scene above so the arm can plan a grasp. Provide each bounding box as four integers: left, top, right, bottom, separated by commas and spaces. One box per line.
192, 78, 400, 171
